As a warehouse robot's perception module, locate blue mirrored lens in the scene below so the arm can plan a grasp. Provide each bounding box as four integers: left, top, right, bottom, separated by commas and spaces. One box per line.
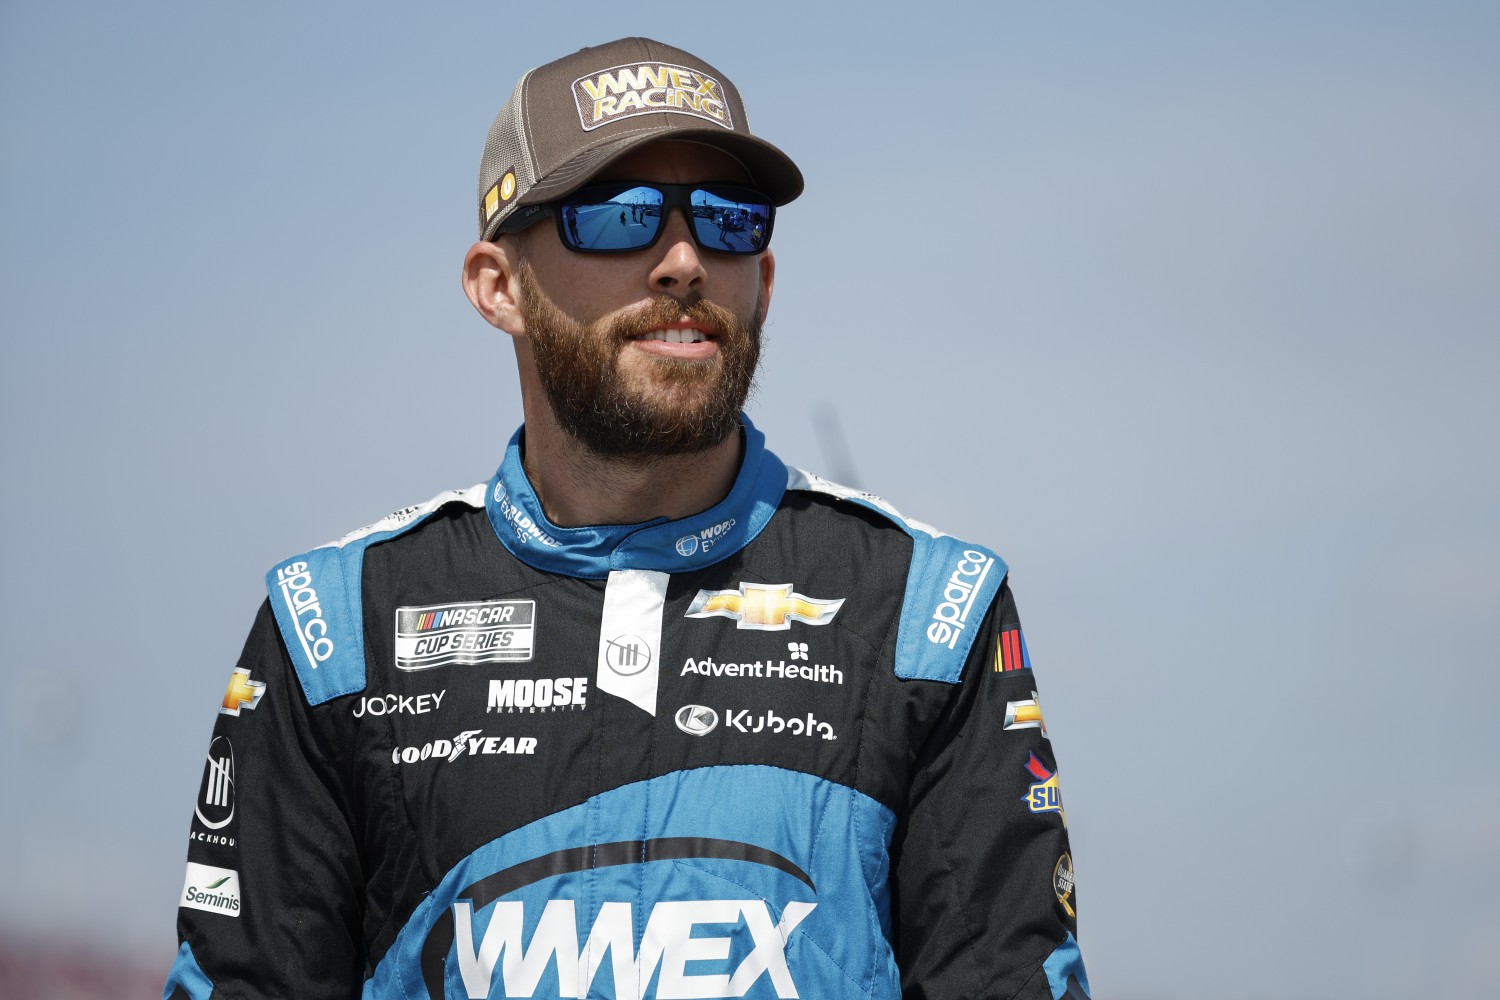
555, 183, 773, 254
691, 189, 772, 253
558, 185, 664, 251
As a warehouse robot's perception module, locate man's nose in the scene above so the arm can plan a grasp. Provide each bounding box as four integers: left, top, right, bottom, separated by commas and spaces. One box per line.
648, 208, 707, 293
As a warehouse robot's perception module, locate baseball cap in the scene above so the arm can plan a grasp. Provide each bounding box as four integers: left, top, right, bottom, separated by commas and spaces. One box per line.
476, 37, 803, 241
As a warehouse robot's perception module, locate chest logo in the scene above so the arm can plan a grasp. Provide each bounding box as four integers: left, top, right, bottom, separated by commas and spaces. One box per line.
685, 582, 844, 631
394, 600, 536, 671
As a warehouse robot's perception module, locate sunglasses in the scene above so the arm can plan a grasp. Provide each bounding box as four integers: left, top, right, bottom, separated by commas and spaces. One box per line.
498, 181, 775, 255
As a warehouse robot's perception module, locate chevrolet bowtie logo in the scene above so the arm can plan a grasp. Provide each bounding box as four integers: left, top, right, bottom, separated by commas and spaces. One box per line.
685, 582, 845, 631
1004, 691, 1048, 739
220, 668, 266, 717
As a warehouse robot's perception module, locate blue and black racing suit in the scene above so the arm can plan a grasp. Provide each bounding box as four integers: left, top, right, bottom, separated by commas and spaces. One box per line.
164, 416, 1091, 1000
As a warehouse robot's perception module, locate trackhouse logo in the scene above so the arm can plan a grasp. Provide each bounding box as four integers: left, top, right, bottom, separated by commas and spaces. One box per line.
420, 839, 814, 1000
394, 600, 536, 671
573, 62, 732, 132
194, 736, 235, 832
603, 634, 653, 676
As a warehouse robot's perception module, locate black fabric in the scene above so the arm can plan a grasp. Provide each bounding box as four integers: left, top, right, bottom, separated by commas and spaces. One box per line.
167, 489, 1086, 999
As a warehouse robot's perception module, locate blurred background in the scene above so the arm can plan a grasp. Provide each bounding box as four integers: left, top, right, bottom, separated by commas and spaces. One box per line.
2, 2, 1496, 997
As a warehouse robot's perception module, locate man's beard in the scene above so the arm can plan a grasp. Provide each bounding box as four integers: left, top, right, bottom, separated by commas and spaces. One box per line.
517, 260, 762, 458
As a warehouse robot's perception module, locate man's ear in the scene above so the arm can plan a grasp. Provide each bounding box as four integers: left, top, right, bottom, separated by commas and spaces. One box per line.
756, 248, 776, 327
462, 240, 526, 335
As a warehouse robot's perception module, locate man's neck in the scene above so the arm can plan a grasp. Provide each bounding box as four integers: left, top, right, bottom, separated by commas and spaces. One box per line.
520, 418, 744, 528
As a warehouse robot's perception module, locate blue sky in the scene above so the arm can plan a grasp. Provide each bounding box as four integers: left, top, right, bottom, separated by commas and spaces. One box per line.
2, 2, 1497, 997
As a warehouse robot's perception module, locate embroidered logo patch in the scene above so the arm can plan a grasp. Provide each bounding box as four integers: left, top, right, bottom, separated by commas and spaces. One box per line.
573, 62, 732, 132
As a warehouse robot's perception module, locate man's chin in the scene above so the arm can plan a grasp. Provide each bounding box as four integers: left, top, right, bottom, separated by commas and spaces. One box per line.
568, 396, 742, 459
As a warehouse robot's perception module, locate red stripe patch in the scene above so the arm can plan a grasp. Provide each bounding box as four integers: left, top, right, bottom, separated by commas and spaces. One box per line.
1000, 630, 1020, 671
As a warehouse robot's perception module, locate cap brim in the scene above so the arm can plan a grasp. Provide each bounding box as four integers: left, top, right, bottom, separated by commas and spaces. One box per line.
521, 127, 803, 210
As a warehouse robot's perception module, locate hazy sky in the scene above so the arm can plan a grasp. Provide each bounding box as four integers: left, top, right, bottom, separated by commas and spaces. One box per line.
2, 3, 1496, 998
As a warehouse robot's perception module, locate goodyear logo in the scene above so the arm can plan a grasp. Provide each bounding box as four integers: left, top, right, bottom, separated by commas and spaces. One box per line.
572, 62, 732, 132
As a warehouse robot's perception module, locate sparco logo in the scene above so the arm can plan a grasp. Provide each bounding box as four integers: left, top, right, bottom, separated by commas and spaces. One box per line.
675, 517, 736, 557
487, 677, 587, 712
391, 728, 536, 764
421, 838, 815, 1000
725, 709, 836, 741
492, 482, 561, 548
674, 704, 718, 735
925, 550, 995, 650
572, 62, 732, 133
194, 736, 235, 831
275, 561, 333, 664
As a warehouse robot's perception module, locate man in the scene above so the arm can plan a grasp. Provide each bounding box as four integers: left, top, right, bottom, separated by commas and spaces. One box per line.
164, 37, 1091, 1000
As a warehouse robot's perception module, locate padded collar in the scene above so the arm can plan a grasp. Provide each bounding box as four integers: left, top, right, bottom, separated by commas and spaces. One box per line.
484, 416, 787, 579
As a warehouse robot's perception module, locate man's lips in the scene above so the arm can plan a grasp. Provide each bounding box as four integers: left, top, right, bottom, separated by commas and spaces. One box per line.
626, 321, 719, 357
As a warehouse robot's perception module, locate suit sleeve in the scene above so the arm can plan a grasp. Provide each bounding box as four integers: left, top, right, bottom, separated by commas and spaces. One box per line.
163, 600, 365, 1000
893, 580, 1091, 1000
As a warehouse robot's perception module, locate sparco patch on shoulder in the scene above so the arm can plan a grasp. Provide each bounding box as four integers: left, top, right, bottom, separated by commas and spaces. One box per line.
394, 600, 536, 671
572, 62, 732, 132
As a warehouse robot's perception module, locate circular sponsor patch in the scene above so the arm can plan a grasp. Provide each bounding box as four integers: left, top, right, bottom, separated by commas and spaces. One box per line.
603, 634, 652, 676
1053, 852, 1076, 917
674, 704, 718, 736
500, 170, 517, 202
675, 535, 699, 557
195, 736, 236, 831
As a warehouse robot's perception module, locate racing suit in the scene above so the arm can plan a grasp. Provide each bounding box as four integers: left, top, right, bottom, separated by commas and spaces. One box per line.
164, 417, 1091, 1000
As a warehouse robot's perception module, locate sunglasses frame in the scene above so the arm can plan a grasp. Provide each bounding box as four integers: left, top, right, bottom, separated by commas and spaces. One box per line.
497, 180, 775, 255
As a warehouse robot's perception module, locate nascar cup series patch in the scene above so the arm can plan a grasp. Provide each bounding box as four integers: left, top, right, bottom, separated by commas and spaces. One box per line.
394, 600, 536, 671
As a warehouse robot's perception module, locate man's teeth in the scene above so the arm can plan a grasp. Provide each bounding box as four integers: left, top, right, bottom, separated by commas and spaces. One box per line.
640, 328, 707, 344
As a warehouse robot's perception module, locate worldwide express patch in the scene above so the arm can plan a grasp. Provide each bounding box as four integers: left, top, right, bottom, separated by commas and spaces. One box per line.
394, 600, 536, 671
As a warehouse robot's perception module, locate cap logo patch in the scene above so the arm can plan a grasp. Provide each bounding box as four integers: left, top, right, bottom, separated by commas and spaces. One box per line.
573, 62, 732, 132
483, 170, 518, 223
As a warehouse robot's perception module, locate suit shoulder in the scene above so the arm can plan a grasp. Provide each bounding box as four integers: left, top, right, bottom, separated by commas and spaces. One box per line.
785, 467, 1007, 683
263, 484, 488, 706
